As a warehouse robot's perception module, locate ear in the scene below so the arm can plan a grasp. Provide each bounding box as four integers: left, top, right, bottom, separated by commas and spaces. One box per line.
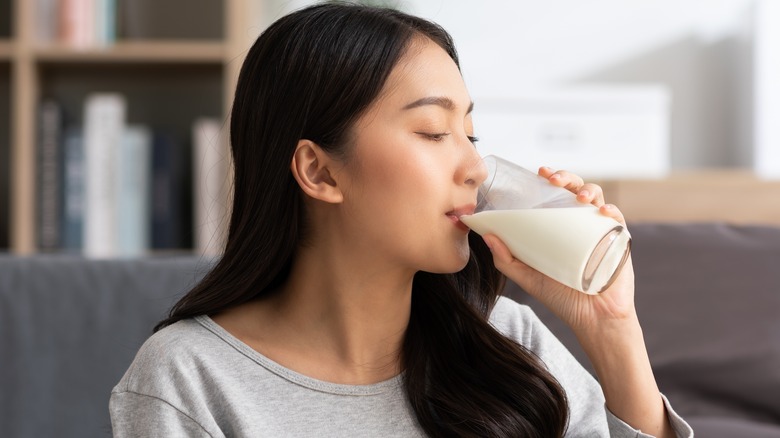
290, 139, 344, 204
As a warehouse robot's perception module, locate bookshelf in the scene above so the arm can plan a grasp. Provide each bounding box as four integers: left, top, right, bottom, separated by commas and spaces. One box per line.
33, 42, 226, 63
2, 0, 252, 254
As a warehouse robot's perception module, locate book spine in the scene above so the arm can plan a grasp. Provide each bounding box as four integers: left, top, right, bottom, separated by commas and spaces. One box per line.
62, 127, 85, 251
94, 0, 116, 46
151, 132, 182, 250
104, 0, 117, 45
59, 0, 95, 48
116, 125, 151, 257
192, 118, 226, 256
37, 100, 63, 251
83, 93, 126, 258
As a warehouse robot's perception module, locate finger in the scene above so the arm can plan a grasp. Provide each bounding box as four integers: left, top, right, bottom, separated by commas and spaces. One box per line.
576, 183, 606, 207
547, 169, 585, 192
600, 203, 627, 225
484, 235, 575, 311
482, 234, 515, 267
538, 166, 556, 179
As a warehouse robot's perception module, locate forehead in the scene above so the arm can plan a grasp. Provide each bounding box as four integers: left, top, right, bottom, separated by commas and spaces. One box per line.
374, 37, 470, 112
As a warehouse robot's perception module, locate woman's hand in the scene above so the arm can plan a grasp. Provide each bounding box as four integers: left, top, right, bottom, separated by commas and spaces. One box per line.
483, 167, 677, 437
481, 166, 637, 333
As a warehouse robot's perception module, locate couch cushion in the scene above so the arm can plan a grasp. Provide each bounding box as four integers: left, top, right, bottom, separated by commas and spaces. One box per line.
687, 417, 780, 438
0, 255, 212, 438
504, 223, 780, 429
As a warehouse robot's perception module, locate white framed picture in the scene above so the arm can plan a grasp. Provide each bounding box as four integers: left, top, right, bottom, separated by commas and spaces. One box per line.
472, 86, 671, 179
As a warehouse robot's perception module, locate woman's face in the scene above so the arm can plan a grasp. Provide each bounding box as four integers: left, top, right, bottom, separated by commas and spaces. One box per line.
334, 36, 488, 275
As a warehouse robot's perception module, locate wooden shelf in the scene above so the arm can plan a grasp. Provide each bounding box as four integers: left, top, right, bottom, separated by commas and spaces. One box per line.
33, 41, 227, 63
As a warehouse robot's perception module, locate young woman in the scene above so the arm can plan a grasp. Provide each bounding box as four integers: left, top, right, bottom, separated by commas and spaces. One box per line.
110, 4, 693, 437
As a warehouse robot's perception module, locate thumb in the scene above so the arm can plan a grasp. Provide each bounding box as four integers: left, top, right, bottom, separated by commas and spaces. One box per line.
483, 234, 535, 277
482, 234, 514, 267
483, 234, 543, 294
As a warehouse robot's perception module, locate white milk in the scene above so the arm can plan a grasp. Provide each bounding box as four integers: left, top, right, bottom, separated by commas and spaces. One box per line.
460, 207, 631, 294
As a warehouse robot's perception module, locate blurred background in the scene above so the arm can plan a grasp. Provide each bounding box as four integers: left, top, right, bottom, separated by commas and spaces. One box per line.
2, 3, 779, 437
1, 0, 779, 257
273, 0, 774, 175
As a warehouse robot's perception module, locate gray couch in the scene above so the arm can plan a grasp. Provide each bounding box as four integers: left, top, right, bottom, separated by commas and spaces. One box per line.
1, 223, 779, 437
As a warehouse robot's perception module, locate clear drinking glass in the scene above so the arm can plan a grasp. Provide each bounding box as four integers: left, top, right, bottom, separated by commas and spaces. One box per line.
460, 155, 631, 294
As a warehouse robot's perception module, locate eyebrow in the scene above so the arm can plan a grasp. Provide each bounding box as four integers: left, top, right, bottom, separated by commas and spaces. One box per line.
402, 96, 474, 114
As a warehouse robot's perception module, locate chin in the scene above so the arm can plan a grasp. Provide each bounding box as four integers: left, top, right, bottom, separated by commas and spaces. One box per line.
419, 237, 473, 273
431, 251, 472, 274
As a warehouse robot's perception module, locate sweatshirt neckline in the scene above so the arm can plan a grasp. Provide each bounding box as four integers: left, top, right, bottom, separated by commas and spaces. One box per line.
194, 315, 404, 396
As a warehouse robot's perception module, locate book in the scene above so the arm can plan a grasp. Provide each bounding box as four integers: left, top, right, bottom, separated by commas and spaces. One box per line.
59, 0, 96, 48
119, 0, 220, 40
94, 0, 116, 46
116, 125, 151, 257
83, 93, 126, 258
37, 100, 63, 251
52, 0, 116, 47
150, 132, 183, 250
62, 127, 85, 252
192, 118, 227, 256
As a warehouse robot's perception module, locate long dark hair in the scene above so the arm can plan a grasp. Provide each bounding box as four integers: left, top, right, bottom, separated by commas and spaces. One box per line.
157, 3, 568, 436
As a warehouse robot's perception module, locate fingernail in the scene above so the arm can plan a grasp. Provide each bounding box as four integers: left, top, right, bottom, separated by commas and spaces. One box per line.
579, 190, 590, 198
483, 237, 494, 251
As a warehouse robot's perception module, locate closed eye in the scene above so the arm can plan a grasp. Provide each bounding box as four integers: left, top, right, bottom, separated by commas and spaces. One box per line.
417, 132, 451, 142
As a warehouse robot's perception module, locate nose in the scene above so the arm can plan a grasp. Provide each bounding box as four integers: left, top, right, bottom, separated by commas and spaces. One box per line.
463, 150, 489, 187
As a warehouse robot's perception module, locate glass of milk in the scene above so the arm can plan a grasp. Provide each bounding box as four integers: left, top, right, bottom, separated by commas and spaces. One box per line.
460, 155, 631, 294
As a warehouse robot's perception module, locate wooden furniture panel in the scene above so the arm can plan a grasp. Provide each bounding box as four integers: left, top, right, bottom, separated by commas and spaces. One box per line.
599, 172, 780, 226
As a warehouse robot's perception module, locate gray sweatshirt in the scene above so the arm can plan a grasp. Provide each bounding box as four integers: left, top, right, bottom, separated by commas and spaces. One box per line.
110, 296, 693, 437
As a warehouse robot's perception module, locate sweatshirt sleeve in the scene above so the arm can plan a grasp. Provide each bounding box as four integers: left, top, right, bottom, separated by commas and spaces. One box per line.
108, 321, 228, 438
490, 296, 694, 437
606, 394, 693, 438
110, 390, 216, 438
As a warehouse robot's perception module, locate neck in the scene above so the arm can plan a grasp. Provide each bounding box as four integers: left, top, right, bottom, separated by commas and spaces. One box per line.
263, 237, 415, 384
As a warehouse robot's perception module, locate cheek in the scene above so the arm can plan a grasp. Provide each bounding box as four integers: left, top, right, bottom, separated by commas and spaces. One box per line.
352, 140, 432, 197
373, 156, 441, 216
346, 124, 449, 222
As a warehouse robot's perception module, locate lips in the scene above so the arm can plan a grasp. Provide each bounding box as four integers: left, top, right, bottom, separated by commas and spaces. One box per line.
446, 204, 476, 232
447, 205, 476, 218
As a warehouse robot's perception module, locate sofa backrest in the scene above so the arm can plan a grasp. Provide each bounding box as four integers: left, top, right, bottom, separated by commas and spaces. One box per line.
505, 223, 780, 429
2, 223, 779, 437
0, 255, 213, 438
